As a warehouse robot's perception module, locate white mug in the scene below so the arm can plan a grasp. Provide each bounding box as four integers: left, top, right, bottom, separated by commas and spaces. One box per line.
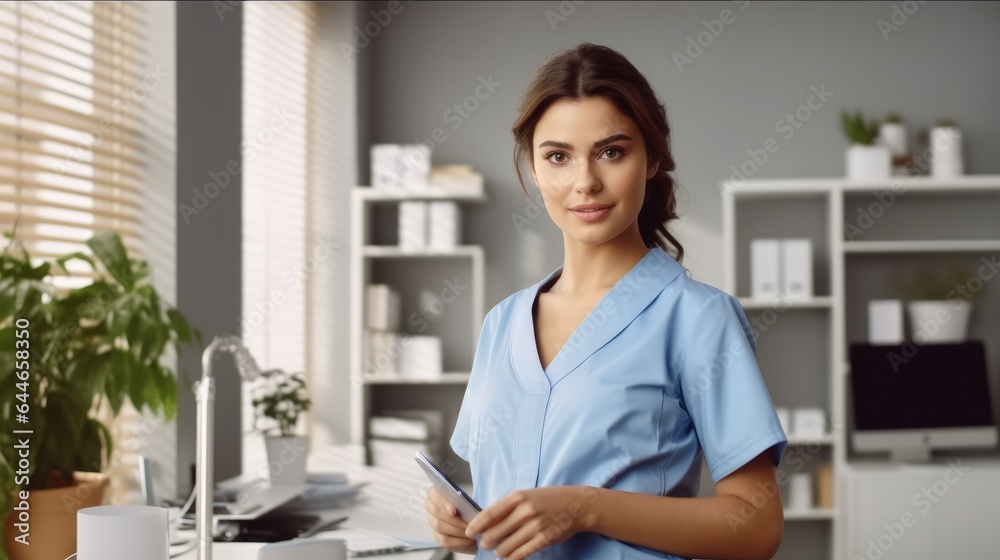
78, 505, 168, 560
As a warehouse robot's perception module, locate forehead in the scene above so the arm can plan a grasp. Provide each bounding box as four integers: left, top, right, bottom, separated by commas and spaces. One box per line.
533, 96, 639, 146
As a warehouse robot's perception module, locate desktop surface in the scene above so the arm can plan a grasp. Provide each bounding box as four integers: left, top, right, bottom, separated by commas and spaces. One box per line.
174, 444, 452, 559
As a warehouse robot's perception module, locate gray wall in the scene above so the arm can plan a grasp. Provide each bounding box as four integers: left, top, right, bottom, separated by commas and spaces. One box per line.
176, 1, 244, 496
360, 0, 1000, 304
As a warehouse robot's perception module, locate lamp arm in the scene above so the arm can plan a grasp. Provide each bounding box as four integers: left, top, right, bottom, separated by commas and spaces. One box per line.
194, 336, 227, 560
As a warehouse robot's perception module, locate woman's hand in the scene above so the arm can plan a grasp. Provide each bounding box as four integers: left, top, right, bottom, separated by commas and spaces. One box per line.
425, 486, 479, 554
464, 486, 593, 560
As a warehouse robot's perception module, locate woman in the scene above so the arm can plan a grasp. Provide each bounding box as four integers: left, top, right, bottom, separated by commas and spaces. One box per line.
424, 43, 787, 560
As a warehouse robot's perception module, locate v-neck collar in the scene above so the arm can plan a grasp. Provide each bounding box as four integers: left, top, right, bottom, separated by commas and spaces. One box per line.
510, 247, 688, 388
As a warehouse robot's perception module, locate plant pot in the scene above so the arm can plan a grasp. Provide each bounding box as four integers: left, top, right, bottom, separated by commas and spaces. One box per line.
845, 144, 891, 181
264, 436, 309, 485
931, 126, 963, 178
3, 472, 108, 560
878, 122, 907, 157
907, 300, 971, 344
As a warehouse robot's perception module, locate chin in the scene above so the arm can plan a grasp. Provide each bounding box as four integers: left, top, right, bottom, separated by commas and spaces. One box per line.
564, 224, 627, 246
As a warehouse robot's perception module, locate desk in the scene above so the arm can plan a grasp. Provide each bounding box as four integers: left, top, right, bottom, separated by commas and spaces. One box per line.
175, 543, 448, 560
174, 444, 457, 560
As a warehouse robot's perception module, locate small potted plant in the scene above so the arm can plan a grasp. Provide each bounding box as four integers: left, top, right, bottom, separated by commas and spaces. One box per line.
930, 118, 963, 178
878, 113, 907, 158
0, 229, 198, 560
251, 369, 312, 485
895, 265, 974, 344
841, 110, 890, 181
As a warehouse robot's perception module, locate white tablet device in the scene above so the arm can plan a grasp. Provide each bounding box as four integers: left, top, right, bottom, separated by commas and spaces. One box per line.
414, 451, 481, 523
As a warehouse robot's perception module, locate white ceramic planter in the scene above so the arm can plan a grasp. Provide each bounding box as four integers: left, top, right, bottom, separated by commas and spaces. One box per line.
265, 435, 309, 485
878, 123, 907, 157
907, 300, 971, 344
846, 144, 891, 181
931, 126, 963, 178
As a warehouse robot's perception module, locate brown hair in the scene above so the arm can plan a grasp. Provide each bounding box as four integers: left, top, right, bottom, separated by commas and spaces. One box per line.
512, 43, 684, 263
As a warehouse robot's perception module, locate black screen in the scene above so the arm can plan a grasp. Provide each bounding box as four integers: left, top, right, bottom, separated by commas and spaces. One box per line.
850, 341, 994, 431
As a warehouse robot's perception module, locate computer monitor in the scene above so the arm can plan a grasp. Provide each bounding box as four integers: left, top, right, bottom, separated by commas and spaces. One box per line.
849, 340, 998, 462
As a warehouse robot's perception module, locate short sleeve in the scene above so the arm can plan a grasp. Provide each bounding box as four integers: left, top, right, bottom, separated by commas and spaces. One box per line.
679, 292, 787, 483
450, 307, 499, 463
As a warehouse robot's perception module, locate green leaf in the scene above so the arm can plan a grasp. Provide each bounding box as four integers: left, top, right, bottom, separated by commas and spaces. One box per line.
86, 231, 134, 290
167, 308, 194, 344
128, 359, 148, 412
106, 351, 128, 415
108, 293, 137, 338
96, 419, 114, 463
78, 419, 103, 473
54, 251, 96, 275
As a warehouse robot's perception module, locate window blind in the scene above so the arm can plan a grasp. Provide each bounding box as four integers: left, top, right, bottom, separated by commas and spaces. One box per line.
0, 1, 144, 276
241, 1, 319, 375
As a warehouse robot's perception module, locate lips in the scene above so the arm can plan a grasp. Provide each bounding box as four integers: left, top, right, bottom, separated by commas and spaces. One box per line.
570, 204, 613, 222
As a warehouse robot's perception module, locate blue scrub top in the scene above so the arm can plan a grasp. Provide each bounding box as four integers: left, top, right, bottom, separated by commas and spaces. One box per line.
450, 247, 787, 560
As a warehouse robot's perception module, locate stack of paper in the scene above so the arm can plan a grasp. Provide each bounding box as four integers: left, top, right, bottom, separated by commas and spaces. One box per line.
363, 330, 399, 377
370, 144, 431, 191
398, 201, 427, 251
429, 164, 484, 195
369, 409, 445, 466
364, 285, 401, 377
398, 336, 442, 379
365, 284, 400, 331
427, 201, 461, 249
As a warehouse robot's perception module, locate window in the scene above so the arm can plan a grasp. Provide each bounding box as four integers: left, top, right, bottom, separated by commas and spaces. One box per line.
0, 2, 147, 284
241, 2, 356, 461
241, 2, 316, 374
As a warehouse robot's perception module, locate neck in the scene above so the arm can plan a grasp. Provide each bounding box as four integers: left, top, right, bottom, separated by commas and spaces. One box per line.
554, 223, 650, 295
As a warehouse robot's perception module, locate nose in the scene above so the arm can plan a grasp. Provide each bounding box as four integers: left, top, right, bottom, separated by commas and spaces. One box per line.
569, 161, 601, 194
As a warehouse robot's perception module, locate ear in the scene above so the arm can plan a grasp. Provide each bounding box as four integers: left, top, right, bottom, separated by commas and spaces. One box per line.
646, 159, 659, 181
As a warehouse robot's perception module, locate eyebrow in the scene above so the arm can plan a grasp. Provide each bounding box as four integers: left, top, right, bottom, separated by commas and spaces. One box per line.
537, 133, 633, 151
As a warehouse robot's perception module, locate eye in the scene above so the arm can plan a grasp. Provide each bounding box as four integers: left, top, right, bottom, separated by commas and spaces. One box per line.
600, 146, 626, 160
544, 151, 568, 164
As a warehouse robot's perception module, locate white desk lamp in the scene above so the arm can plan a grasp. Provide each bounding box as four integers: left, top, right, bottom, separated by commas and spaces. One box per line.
194, 335, 263, 560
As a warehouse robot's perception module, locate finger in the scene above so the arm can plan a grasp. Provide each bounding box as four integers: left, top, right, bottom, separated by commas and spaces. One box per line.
427, 514, 472, 538
424, 491, 460, 520
506, 532, 552, 560
427, 487, 461, 518
478, 503, 534, 551
425, 498, 468, 532
466, 490, 525, 535
436, 534, 476, 551
489, 516, 542, 558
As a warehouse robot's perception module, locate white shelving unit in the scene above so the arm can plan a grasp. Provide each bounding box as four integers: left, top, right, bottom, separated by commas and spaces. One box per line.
349, 186, 486, 469
722, 175, 1000, 560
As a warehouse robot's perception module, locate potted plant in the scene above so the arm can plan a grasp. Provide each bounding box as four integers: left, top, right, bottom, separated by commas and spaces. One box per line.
0, 229, 198, 560
251, 368, 311, 485
841, 110, 891, 181
895, 265, 974, 344
878, 113, 907, 158
931, 118, 963, 178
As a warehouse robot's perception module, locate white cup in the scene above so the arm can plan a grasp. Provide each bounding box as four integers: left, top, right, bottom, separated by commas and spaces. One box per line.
78, 505, 168, 560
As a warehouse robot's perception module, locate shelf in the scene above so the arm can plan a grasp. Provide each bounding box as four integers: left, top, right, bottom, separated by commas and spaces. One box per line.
723, 175, 1000, 196
738, 296, 833, 310
353, 186, 486, 202
362, 372, 471, 385
843, 240, 1000, 253
722, 178, 840, 196
786, 433, 835, 446
785, 508, 837, 521
840, 175, 1000, 193
362, 245, 483, 258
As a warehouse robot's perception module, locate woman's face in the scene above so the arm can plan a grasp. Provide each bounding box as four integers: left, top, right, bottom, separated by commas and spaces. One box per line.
530, 95, 656, 246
